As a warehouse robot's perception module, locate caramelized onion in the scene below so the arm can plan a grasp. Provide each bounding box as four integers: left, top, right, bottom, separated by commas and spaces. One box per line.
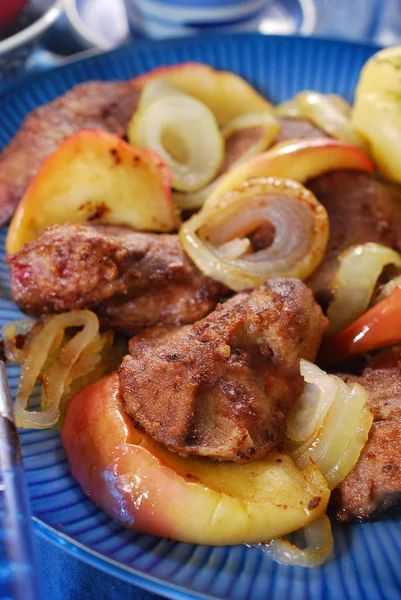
2, 319, 36, 363
14, 311, 102, 429
180, 177, 329, 291
261, 515, 333, 568
327, 243, 401, 335
173, 112, 279, 211
129, 83, 223, 192
288, 360, 373, 490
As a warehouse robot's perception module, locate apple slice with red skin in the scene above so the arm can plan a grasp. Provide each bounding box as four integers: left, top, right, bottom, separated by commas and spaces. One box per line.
62, 372, 329, 546
204, 138, 376, 209
6, 130, 175, 254
132, 62, 274, 126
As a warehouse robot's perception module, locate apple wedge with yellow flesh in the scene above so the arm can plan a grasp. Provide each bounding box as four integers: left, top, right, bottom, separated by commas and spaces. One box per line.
6, 130, 175, 254
132, 62, 274, 126
62, 373, 330, 546
205, 138, 375, 208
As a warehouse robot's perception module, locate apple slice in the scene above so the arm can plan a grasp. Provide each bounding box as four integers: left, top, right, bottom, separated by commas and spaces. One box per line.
132, 62, 274, 126
205, 138, 375, 208
62, 373, 330, 546
6, 130, 175, 254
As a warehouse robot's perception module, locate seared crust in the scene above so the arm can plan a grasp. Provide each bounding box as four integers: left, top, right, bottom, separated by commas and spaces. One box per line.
333, 348, 401, 522
119, 279, 327, 462
307, 171, 401, 307
7, 224, 225, 333
0, 81, 140, 224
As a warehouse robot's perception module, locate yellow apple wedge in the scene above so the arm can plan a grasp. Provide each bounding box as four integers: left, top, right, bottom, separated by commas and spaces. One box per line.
6, 130, 175, 254
204, 138, 375, 208
62, 373, 330, 546
132, 62, 274, 126
352, 45, 401, 182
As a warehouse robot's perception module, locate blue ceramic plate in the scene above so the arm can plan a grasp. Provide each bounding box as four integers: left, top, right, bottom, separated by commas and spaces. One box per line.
0, 33, 400, 600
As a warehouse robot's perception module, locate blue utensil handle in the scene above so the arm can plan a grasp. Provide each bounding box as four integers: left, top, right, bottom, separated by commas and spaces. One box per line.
0, 364, 41, 600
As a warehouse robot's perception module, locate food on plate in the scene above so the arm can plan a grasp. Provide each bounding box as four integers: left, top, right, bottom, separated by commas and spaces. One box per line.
352, 45, 401, 182
325, 243, 401, 336
7, 224, 226, 333
171, 111, 280, 210
319, 286, 401, 365
6, 131, 175, 254
180, 177, 329, 290
119, 279, 326, 462
4, 47, 401, 567
275, 117, 329, 143
277, 91, 366, 149
306, 171, 401, 305
129, 80, 224, 192
332, 348, 401, 522
62, 372, 329, 546
203, 138, 375, 208
0, 81, 140, 225
132, 62, 274, 125
5, 311, 116, 429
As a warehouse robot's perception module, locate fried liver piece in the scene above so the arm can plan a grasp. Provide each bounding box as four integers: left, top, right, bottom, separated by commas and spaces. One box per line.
7, 224, 225, 334
119, 279, 327, 462
276, 117, 329, 143
332, 348, 401, 522
0, 81, 140, 225
306, 171, 401, 307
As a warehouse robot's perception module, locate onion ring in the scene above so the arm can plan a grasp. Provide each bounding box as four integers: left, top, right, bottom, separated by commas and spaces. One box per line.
179, 177, 328, 291
327, 243, 401, 336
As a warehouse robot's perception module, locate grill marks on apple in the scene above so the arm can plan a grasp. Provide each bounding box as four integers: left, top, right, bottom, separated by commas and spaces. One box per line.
119, 279, 327, 463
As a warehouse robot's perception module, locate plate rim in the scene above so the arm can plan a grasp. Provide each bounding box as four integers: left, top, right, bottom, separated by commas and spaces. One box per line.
0, 31, 382, 108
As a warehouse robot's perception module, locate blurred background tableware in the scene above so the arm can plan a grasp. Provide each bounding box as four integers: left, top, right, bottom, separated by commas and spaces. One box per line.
121, 0, 317, 38
0, 0, 61, 84
65, 0, 129, 50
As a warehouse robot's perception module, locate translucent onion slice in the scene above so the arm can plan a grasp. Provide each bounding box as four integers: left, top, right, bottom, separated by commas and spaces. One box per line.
295, 91, 368, 149
327, 94, 351, 116
129, 92, 224, 192
173, 112, 279, 211
2, 318, 36, 363
179, 177, 329, 291
325, 407, 373, 489
327, 243, 401, 336
275, 99, 302, 118
135, 78, 186, 111
373, 274, 401, 306
15, 311, 99, 429
289, 360, 372, 490
261, 515, 333, 568
286, 361, 340, 443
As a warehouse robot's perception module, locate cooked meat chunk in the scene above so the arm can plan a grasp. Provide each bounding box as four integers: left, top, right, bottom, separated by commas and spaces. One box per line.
7, 224, 225, 333
276, 117, 329, 143
332, 347, 401, 522
219, 126, 264, 173
120, 279, 327, 462
0, 81, 140, 224
306, 171, 401, 307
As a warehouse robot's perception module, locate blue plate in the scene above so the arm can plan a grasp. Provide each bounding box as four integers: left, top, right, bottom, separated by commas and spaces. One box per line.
0, 33, 400, 600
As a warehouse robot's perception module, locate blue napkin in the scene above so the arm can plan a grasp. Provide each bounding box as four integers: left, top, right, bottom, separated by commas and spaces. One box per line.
36, 535, 166, 600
